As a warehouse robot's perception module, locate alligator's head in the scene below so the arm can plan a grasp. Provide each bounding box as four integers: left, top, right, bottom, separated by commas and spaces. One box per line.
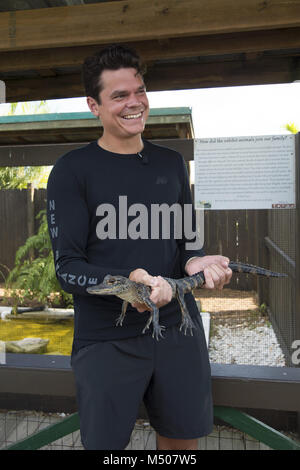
86, 274, 132, 296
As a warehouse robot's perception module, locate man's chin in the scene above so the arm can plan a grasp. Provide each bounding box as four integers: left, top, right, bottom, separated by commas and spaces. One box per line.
121, 125, 145, 138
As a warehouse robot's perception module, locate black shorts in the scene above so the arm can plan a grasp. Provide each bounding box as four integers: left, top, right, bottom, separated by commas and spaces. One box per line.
71, 314, 213, 450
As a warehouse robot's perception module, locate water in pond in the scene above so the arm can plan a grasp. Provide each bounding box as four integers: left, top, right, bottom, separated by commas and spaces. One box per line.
0, 318, 74, 355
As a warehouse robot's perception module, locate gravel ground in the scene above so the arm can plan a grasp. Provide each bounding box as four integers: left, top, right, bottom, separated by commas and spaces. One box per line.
195, 288, 287, 367
208, 319, 286, 366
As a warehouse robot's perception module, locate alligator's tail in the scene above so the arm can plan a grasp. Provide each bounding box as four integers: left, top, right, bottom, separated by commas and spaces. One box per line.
228, 261, 288, 278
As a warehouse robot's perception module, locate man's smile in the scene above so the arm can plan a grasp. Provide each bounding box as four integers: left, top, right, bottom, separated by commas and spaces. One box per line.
122, 111, 143, 120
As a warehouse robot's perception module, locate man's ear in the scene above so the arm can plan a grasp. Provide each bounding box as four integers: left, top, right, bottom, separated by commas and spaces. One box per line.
87, 96, 101, 118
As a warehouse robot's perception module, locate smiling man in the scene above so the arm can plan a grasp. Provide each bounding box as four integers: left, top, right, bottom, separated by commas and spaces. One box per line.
88, 67, 149, 152
47, 44, 231, 451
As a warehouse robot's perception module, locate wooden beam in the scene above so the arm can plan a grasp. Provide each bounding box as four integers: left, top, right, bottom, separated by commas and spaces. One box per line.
1, 27, 300, 74
0, 0, 300, 52
4, 56, 300, 102
146, 57, 298, 91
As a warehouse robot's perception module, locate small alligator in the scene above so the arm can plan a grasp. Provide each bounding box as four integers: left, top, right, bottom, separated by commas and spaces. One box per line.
86, 261, 287, 340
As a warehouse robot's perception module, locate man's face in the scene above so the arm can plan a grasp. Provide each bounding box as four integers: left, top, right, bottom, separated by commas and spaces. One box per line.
89, 67, 149, 140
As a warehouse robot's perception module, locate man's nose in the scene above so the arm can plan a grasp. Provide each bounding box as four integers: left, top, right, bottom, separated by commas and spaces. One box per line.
126, 93, 142, 107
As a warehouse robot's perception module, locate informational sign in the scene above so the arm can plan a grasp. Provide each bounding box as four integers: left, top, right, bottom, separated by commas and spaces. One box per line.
0, 80, 5, 103
194, 135, 296, 210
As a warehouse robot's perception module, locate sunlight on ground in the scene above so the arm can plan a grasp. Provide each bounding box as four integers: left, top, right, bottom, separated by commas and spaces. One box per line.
195, 288, 258, 313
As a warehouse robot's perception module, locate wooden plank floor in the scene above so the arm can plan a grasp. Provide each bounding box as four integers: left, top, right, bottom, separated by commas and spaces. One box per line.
0, 411, 275, 450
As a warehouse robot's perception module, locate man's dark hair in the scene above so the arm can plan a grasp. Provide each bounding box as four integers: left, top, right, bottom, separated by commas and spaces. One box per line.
82, 44, 146, 103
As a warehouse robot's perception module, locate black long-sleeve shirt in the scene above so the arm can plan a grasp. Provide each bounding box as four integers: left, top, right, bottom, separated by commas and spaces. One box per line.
47, 139, 204, 343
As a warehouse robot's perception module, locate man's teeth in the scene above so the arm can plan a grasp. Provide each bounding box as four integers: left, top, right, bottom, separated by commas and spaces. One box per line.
122, 112, 142, 120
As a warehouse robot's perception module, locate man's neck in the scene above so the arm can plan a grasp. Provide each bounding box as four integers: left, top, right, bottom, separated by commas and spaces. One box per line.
97, 134, 143, 154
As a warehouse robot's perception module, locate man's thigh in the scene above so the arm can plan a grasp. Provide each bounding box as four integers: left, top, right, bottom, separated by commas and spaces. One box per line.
71, 336, 153, 450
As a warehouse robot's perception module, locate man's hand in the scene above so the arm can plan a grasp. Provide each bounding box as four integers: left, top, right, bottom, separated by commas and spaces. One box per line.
185, 255, 232, 290
129, 268, 172, 312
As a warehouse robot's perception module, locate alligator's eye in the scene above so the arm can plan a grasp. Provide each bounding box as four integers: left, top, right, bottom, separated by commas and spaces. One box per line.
107, 279, 116, 284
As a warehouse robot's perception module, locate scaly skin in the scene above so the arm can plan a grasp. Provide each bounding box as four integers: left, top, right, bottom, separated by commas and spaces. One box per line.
86, 262, 287, 340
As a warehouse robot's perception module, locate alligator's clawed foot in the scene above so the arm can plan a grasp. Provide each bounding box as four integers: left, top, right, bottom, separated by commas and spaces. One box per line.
179, 316, 195, 336
116, 315, 124, 327
142, 324, 150, 334
152, 324, 166, 340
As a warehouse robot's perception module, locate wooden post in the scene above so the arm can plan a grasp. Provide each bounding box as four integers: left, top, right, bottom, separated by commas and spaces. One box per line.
256, 210, 269, 305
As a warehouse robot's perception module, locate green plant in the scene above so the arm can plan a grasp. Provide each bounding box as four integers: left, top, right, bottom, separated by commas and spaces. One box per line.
0, 263, 10, 283
0, 166, 51, 190
259, 302, 268, 316
284, 122, 299, 134
5, 210, 73, 309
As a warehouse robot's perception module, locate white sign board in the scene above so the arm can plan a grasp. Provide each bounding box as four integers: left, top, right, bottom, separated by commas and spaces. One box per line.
194, 135, 296, 210
0, 80, 5, 103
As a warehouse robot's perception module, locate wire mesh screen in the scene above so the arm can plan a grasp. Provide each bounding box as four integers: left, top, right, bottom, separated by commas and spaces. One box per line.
0, 410, 82, 450
0, 410, 280, 450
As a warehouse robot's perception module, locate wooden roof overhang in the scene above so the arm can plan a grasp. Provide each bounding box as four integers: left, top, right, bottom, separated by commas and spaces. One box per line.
0, 0, 300, 102
0, 107, 194, 146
